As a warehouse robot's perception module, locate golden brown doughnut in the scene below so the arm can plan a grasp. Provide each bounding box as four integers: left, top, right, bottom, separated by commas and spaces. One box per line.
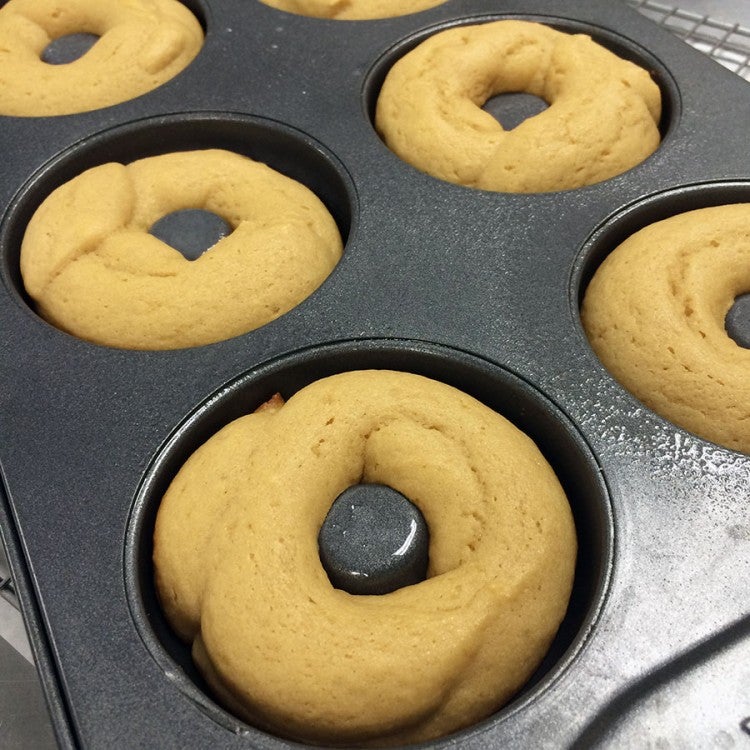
0, 0, 203, 117
20, 149, 343, 350
258, 0, 446, 20
375, 20, 662, 193
582, 204, 750, 454
153, 370, 577, 746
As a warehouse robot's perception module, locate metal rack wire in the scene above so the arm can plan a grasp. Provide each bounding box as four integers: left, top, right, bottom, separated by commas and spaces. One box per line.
627, 0, 750, 80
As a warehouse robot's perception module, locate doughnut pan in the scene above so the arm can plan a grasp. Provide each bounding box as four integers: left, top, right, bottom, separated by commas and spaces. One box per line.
1, 0, 749, 747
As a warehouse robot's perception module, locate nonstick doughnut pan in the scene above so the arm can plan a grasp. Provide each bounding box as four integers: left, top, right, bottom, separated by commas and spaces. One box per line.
1, 0, 749, 747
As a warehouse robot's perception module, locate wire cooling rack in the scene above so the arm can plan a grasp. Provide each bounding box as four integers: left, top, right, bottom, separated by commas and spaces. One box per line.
627, 0, 750, 80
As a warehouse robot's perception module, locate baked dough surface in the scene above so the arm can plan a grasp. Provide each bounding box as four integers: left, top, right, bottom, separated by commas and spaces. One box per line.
153, 370, 577, 746
259, 0, 446, 20
376, 20, 662, 193
582, 204, 750, 454
0, 0, 203, 117
20, 149, 343, 350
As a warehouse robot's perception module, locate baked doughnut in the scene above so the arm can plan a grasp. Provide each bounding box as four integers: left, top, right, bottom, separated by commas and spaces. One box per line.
0, 0, 203, 117
582, 204, 750, 454
20, 149, 342, 350
153, 370, 577, 746
258, 0, 446, 21
375, 20, 662, 193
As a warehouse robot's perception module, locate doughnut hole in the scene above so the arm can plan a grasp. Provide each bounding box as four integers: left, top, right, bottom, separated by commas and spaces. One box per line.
41, 32, 99, 64
148, 209, 233, 261
724, 293, 750, 349
125, 341, 612, 744
364, 17, 678, 192
574, 183, 750, 454
482, 92, 549, 131
0, 113, 356, 349
318, 483, 430, 595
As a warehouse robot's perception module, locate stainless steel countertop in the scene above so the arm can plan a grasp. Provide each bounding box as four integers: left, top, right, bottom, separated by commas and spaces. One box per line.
0, 542, 56, 749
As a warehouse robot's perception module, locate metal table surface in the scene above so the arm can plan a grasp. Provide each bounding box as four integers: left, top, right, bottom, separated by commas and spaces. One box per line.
1, 1, 749, 747
0, 540, 56, 748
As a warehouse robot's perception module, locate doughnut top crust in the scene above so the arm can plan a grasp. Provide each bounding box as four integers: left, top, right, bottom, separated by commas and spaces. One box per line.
258, 0, 447, 21
582, 204, 750, 454
0, 0, 203, 117
20, 149, 343, 349
375, 20, 662, 193
153, 370, 577, 746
